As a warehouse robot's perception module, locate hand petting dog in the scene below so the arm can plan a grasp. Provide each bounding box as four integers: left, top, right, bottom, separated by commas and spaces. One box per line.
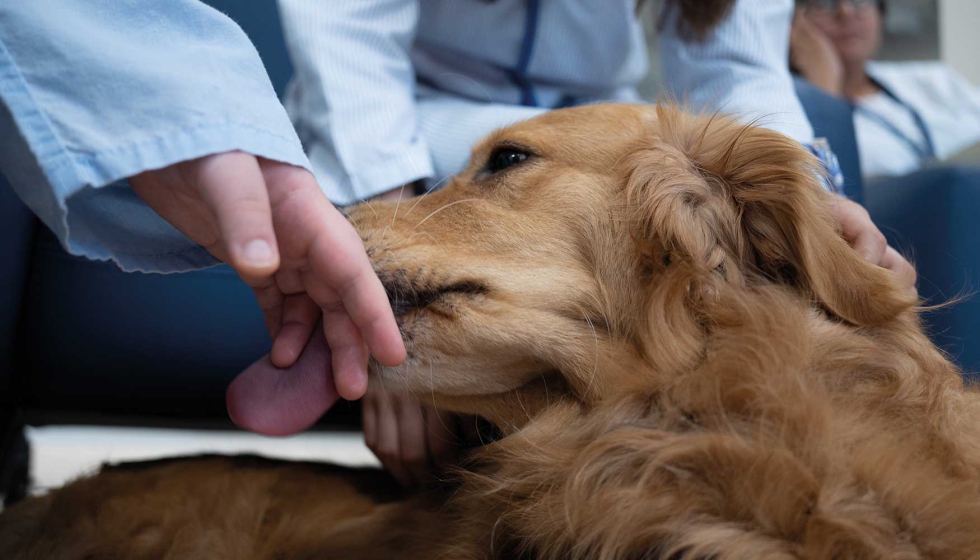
130, 151, 406, 435
133, 147, 915, 489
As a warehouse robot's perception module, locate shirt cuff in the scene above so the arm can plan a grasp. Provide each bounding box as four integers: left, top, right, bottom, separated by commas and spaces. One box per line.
354, 139, 434, 199
2, 113, 312, 273
70, 123, 312, 273
805, 138, 845, 194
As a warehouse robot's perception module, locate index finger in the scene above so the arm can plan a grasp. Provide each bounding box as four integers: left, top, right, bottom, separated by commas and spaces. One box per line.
881, 245, 918, 296
261, 162, 405, 367
307, 206, 406, 366
836, 198, 887, 265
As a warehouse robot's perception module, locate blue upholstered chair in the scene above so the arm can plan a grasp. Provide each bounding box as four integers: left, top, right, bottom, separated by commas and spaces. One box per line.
864, 168, 980, 379
793, 77, 979, 379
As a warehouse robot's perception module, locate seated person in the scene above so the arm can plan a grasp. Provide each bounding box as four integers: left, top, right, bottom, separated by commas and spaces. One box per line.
278, 0, 911, 486
791, 0, 980, 179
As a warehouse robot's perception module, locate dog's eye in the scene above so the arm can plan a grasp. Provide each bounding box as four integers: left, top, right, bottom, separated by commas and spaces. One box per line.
487, 148, 529, 174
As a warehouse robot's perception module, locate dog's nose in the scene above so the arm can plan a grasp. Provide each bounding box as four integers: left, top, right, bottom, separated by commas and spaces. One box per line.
386, 287, 418, 319
376, 270, 412, 317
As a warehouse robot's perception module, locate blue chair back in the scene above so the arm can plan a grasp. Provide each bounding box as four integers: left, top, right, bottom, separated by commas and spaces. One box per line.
203, 0, 294, 97
864, 167, 980, 378
793, 77, 864, 202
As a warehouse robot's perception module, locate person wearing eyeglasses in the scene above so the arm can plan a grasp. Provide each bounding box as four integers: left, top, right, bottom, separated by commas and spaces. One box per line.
791, 0, 980, 179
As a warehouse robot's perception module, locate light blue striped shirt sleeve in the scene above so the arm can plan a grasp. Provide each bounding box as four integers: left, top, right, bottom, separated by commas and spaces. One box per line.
658, 0, 815, 144
279, 0, 433, 204
281, 0, 825, 205
660, 0, 846, 191
0, 0, 311, 273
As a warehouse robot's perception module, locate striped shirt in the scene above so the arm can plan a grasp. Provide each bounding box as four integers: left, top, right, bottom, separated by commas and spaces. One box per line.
279, 0, 816, 205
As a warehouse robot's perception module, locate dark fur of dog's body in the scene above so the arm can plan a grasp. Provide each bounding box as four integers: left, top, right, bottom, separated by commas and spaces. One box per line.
3, 105, 980, 560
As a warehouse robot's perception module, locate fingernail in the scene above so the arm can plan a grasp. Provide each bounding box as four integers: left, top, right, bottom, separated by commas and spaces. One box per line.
242, 239, 275, 266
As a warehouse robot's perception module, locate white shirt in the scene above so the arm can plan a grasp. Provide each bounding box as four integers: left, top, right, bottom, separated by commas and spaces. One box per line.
855, 91, 931, 178
857, 61, 980, 179
278, 0, 814, 205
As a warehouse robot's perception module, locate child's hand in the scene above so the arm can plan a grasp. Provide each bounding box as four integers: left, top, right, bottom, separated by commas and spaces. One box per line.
131, 152, 406, 436
362, 392, 461, 487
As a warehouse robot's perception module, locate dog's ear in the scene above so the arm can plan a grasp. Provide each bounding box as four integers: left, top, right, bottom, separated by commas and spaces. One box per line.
625, 105, 915, 327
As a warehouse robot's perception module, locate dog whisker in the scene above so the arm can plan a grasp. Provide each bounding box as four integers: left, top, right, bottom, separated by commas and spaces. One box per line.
391, 182, 407, 226
401, 231, 444, 251
379, 224, 392, 248
360, 197, 380, 219
341, 209, 360, 229
381, 246, 404, 261
412, 199, 483, 231
402, 175, 451, 219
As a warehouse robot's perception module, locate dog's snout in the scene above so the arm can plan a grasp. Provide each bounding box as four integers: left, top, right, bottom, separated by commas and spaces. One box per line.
375, 268, 413, 317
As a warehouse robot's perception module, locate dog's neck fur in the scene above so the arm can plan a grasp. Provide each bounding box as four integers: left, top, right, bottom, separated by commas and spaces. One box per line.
401, 287, 978, 560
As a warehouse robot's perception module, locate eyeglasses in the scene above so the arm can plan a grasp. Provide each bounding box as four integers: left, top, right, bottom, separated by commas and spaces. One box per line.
803, 0, 877, 11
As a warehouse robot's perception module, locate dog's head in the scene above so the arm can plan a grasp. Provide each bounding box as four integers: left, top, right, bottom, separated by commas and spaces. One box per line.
348, 104, 915, 426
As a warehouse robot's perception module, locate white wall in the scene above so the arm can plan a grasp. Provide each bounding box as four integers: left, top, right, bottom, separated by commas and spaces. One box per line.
939, 0, 980, 84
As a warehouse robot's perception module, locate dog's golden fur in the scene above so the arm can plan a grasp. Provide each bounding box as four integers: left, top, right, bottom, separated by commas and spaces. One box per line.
3, 104, 980, 559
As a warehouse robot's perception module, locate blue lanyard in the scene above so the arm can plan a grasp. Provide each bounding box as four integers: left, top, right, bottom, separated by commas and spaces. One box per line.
506, 0, 541, 107
852, 80, 936, 162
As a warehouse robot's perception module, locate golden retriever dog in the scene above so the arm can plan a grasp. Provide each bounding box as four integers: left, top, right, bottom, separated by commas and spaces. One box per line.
3, 104, 980, 560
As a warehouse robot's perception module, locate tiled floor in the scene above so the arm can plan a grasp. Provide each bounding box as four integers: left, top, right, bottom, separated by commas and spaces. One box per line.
24, 425, 379, 496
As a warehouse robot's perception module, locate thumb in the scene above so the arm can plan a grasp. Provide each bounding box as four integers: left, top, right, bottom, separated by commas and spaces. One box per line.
190, 152, 280, 285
